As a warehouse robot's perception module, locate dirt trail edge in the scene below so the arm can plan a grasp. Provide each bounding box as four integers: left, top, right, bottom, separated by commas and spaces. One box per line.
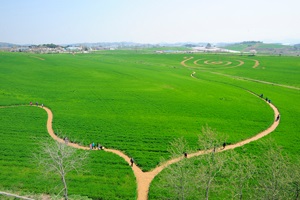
40, 90, 279, 200
0, 191, 34, 200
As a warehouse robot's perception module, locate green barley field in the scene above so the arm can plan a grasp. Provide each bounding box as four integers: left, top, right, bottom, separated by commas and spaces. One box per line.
0, 51, 299, 199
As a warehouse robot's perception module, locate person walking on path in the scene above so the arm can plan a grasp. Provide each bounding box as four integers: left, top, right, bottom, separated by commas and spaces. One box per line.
130, 157, 134, 167
64, 137, 68, 144
222, 142, 226, 150
184, 152, 187, 158
276, 114, 280, 121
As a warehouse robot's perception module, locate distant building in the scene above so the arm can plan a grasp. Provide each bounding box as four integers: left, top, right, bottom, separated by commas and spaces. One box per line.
66, 46, 82, 52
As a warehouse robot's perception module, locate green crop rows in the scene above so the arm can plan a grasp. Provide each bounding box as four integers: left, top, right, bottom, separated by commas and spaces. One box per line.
0, 51, 299, 199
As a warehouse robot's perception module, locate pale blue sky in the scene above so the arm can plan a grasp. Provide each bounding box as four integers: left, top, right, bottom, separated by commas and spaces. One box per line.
1, 0, 299, 44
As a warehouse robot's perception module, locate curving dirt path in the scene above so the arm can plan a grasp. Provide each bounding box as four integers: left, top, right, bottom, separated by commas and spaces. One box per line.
1, 90, 280, 200
211, 71, 300, 91
1, 78, 281, 200
193, 58, 205, 66
236, 60, 244, 67
253, 59, 260, 68
180, 57, 194, 67
0, 191, 34, 200
183, 57, 245, 69
40, 90, 279, 200
30, 56, 45, 61
181, 57, 299, 91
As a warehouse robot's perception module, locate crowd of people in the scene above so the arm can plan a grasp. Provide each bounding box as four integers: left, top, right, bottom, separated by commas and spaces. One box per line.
260, 94, 280, 122
29, 102, 44, 107
89, 142, 104, 150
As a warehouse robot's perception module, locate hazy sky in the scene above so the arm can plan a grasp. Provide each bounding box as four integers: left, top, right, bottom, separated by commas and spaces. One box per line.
1, 0, 299, 44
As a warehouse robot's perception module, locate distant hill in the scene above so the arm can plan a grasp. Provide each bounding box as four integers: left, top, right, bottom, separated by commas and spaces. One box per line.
223, 41, 299, 55
0, 42, 20, 48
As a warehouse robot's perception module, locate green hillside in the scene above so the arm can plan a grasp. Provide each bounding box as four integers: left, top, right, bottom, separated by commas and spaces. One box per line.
224, 41, 299, 55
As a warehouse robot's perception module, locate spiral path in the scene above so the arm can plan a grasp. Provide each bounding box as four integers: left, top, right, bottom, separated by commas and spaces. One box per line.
182, 56, 253, 69
182, 57, 300, 90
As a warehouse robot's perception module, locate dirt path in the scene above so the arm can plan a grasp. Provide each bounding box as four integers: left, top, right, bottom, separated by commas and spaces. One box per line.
236, 60, 244, 67
181, 57, 299, 90
1, 91, 280, 200
30, 56, 45, 61
253, 59, 259, 68
0, 191, 34, 200
183, 57, 244, 69
39, 89, 280, 200
243, 58, 259, 68
1, 79, 281, 200
211, 71, 300, 90
180, 57, 194, 67
193, 58, 204, 65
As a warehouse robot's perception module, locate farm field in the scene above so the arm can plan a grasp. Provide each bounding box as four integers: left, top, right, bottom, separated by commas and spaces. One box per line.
0, 51, 299, 199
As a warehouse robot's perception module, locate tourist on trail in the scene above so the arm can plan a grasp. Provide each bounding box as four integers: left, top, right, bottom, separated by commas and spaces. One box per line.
36, 102, 38, 106
41, 103, 44, 108
130, 157, 134, 167
276, 114, 280, 121
222, 142, 226, 149
30, 102, 32, 106
98, 143, 103, 150
184, 152, 187, 158
265, 98, 268, 102
268, 99, 271, 103
92, 142, 95, 149
64, 137, 68, 144
260, 94, 263, 98
89, 143, 92, 150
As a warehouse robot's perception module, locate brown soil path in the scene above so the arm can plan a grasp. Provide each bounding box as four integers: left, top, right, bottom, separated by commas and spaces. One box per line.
0, 78, 280, 200
181, 57, 299, 90
236, 60, 244, 67
30, 56, 45, 61
180, 57, 194, 67
183, 57, 244, 69
247, 58, 260, 68
40, 90, 279, 200
193, 58, 204, 65
211, 71, 300, 90
0, 191, 35, 200
253, 59, 259, 68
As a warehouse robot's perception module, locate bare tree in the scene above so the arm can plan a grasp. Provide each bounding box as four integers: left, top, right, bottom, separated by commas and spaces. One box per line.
158, 137, 197, 200
256, 139, 291, 200
34, 139, 89, 200
196, 125, 228, 200
228, 150, 256, 200
287, 159, 300, 200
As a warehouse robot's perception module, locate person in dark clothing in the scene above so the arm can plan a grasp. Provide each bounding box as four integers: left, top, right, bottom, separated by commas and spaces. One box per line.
276, 114, 280, 121
184, 152, 187, 158
130, 157, 134, 167
222, 142, 226, 149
